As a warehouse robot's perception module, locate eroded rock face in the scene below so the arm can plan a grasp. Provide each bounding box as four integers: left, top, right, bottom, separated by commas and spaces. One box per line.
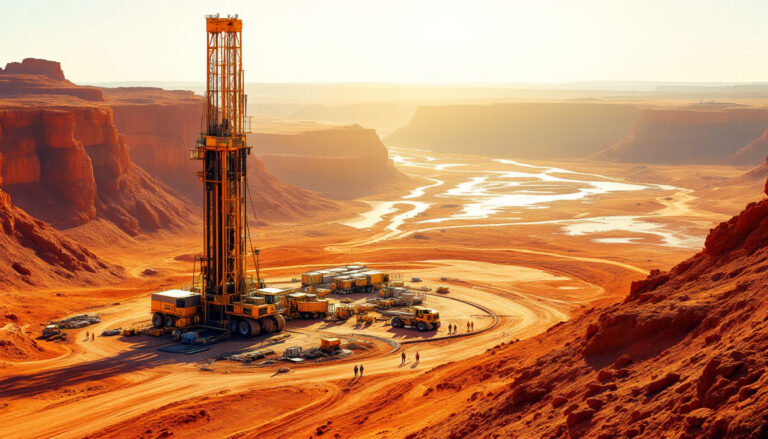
0, 187, 121, 288
0, 58, 66, 81
0, 107, 129, 226
106, 89, 202, 198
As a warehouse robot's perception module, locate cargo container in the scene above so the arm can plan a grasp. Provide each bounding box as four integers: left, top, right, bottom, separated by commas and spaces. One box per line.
283, 292, 329, 319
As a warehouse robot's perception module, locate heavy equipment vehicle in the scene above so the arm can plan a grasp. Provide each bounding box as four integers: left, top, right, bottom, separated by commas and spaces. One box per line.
148, 15, 285, 338
389, 306, 441, 332
436, 286, 450, 294
333, 304, 356, 321
283, 292, 329, 319
41, 324, 63, 340
356, 313, 374, 325
320, 337, 341, 353
151, 290, 202, 329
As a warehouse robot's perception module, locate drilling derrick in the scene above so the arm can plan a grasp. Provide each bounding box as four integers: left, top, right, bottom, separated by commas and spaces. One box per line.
193, 15, 249, 327
152, 16, 283, 337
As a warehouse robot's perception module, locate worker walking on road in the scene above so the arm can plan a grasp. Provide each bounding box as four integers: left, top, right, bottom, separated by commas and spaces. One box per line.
415, 352, 420, 363
84, 331, 89, 341
448, 323, 452, 334
359, 364, 364, 376
92, 332, 95, 341
471, 321, 474, 332
401, 352, 406, 364
467, 321, 470, 332
354, 364, 359, 378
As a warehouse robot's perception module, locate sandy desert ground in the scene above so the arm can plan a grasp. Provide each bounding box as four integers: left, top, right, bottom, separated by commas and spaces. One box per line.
0, 146, 760, 438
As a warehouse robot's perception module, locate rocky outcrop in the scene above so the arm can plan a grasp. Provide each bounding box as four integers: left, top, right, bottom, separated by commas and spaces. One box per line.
0, 188, 122, 288
0, 59, 103, 102
250, 125, 411, 199
103, 87, 202, 198
0, 58, 66, 81
0, 106, 189, 234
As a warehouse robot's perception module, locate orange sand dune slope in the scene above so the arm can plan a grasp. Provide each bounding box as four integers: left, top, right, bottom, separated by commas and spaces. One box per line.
317, 182, 768, 439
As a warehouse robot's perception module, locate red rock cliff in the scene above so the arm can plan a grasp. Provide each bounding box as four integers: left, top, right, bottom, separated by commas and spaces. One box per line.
0, 104, 194, 235
0, 58, 66, 81
103, 87, 343, 220
103, 87, 202, 198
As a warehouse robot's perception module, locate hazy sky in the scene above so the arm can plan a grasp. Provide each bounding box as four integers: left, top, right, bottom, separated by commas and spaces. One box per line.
1, 0, 767, 84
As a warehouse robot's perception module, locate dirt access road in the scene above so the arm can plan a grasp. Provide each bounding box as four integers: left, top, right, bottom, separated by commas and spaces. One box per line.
0, 258, 596, 439
0, 149, 749, 438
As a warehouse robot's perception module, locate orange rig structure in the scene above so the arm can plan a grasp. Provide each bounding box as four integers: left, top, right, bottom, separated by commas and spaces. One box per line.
150, 15, 286, 337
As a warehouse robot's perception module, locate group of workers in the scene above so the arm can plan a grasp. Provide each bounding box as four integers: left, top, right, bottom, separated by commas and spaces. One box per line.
84, 331, 95, 341
400, 351, 420, 364
446, 321, 474, 334
353, 363, 364, 378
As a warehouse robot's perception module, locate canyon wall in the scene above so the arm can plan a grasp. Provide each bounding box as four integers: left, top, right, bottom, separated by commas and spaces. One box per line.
104, 87, 344, 219
596, 108, 768, 164
384, 102, 641, 159
249, 125, 410, 199
104, 88, 202, 198
385, 102, 768, 165
0, 58, 103, 102
0, 106, 191, 235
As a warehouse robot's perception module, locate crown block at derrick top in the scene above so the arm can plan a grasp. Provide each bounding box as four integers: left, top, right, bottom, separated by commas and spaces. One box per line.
206, 18, 242, 32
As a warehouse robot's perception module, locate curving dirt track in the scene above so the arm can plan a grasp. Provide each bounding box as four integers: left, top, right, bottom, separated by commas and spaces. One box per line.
0, 149, 747, 438
0, 255, 599, 439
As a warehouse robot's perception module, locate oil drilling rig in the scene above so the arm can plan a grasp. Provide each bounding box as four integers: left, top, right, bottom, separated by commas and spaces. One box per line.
151, 15, 285, 337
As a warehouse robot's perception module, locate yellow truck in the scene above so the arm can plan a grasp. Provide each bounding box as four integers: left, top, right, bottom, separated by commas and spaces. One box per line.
151, 290, 202, 329
283, 292, 329, 319
151, 288, 286, 337
227, 288, 287, 336
333, 304, 356, 320
389, 306, 441, 332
